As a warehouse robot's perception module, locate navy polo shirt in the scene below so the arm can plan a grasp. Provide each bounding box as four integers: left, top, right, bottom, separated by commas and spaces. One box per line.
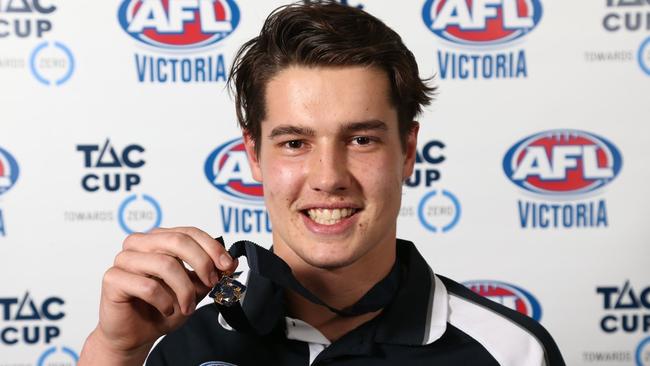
146, 240, 565, 365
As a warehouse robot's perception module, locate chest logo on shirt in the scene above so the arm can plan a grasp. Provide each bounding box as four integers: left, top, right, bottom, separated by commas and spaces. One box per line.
199, 362, 238, 366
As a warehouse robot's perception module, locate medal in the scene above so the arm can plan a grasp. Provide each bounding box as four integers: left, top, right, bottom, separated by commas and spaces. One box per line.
209, 273, 247, 307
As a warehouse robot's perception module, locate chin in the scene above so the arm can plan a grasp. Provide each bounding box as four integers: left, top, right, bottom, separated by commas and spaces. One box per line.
296, 245, 363, 270
302, 256, 356, 270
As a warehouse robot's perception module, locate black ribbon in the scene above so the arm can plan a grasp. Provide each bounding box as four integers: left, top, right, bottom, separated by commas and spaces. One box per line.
212, 238, 401, 335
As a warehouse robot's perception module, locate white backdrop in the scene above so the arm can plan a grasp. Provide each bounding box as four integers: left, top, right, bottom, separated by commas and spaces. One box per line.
1, 0, 649, 365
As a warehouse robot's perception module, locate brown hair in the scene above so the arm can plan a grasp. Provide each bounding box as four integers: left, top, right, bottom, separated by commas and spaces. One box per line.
229, 1, 436, 154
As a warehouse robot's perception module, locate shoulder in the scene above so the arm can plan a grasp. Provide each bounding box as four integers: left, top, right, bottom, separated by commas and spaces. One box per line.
437, 274, 565, 366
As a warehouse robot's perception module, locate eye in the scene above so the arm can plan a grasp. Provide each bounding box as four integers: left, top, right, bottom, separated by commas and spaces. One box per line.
284, 140, 304, 149
352, 136, 372, 145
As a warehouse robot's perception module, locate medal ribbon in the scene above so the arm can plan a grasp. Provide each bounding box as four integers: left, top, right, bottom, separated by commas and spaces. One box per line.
211, 238, 401, 335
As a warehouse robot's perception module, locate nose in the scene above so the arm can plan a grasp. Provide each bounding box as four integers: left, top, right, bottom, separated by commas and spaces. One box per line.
307, 143, 351, 193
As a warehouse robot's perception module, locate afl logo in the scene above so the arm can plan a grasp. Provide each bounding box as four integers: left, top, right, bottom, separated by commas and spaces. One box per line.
118, 0, 240, 50
0, 146, 19, 196
465, 280, 542, 321
205, 138, 263, 204
503, 130, 622, 196
422, 0, 543, 46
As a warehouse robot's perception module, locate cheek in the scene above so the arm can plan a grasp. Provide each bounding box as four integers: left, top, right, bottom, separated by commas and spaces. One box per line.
262, 158, 304, 201
353, 154, 404, 204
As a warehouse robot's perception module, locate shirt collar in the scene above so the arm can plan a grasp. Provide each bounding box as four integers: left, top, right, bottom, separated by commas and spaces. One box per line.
372, 239, 448, 346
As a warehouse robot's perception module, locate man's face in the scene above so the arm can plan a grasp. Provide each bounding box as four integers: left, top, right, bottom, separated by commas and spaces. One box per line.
244, 65, 418, 271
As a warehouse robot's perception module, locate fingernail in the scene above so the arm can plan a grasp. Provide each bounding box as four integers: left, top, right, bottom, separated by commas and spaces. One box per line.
220, 253, 233, 268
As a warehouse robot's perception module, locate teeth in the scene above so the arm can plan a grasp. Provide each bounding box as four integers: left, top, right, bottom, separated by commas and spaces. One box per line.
307, 208, 356, 225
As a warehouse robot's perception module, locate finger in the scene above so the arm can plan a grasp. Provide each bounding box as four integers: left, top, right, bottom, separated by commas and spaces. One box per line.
186, 269, 212, 303
102, 267, 176, 317
152, 227, 238, 273
123, 231, 221, 288
114, 250, 198, 315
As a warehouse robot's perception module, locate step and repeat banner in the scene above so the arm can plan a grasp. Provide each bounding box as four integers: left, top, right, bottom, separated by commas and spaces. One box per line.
2, 0, 649, 365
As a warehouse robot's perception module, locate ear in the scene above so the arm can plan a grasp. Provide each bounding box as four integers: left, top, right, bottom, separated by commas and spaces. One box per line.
402, 122, 419, 181
243, 131, 263, 182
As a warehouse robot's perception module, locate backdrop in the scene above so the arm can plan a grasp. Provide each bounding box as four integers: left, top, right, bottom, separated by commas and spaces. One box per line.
1, 0, 649, 365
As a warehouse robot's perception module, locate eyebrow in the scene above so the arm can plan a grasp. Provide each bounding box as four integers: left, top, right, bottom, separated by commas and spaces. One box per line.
268, 125, 316, 139
342, 120, 388, 133
268, 120, 388, 139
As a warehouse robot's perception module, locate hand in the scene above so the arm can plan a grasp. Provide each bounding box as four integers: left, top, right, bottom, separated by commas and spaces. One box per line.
79, 227, 237, 365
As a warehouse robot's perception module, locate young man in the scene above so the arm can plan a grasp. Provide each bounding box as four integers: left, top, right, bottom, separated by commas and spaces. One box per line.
80, 2, 565, 365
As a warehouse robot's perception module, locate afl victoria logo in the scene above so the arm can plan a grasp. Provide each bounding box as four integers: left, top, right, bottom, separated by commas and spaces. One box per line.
118, 0, 240, 49
465, 280, 542, 321
0, 147, 19, 196
205, 138, 263, 204
503, 130, 622, 196
422, 0, 543, 46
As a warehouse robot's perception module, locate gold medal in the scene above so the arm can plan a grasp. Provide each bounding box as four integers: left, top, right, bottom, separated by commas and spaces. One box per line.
209, 273, 247, 307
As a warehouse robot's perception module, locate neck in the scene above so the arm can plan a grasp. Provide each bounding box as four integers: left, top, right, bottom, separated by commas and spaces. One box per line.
284, 290, 383, 342
276, 239, 397, 341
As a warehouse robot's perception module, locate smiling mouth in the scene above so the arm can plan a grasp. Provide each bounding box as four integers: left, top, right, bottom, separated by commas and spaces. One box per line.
302, 208, 359, 226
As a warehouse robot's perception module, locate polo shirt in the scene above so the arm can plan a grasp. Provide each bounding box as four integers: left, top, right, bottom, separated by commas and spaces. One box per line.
146, 239, 565, 365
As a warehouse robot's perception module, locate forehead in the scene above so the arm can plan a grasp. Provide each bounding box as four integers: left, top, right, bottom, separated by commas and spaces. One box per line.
262, 65, 396, 133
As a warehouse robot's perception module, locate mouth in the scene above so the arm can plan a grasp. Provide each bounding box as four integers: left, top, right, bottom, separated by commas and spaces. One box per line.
301, 207, 360, 226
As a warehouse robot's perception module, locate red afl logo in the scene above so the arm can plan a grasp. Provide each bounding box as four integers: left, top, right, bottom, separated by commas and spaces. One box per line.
503, 130, 623, 196
422, 0, 543, 46
465, 280, 542, 321
0, 146, 19, 196
118, 0, 240, 49
204, 138, 264, 204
